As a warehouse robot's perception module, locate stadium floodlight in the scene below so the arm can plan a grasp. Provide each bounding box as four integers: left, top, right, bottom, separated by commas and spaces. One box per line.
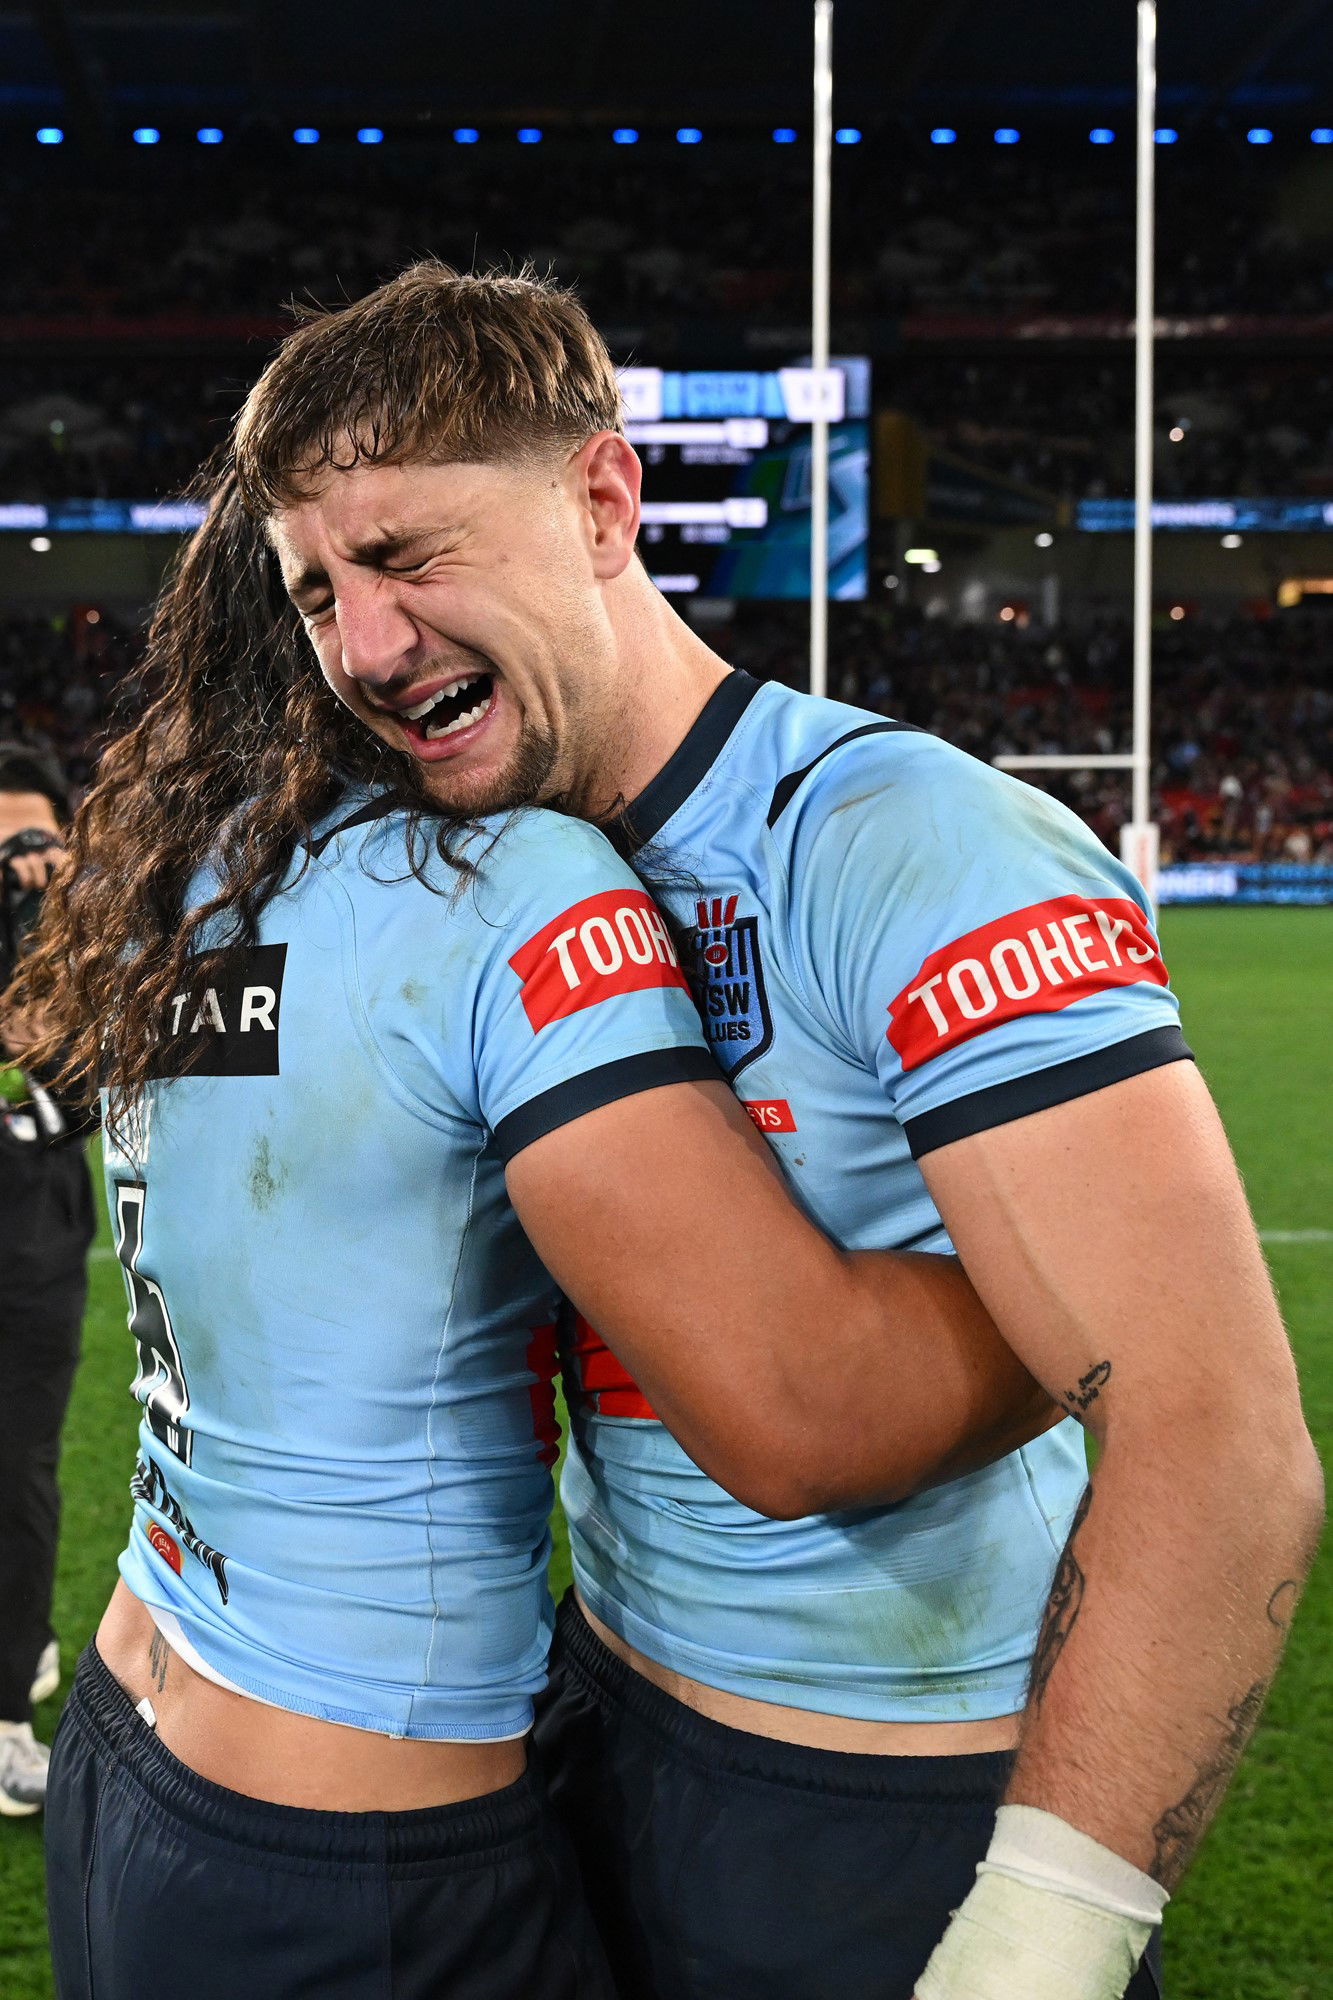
29, 537, 52, 553
773, 127, 798, 144
1153, 126, 1177, 143
1313, 128, 1333, 143
676, 127, 703, 144
1221, 533, 1243, 548
834, 127, 861, 144
994, 127, 1020, 145
453, 127, 479, 144
36, 127, 63, 145
357, 127, 383, 145
196, 127, 223, 145
517, 127, 542, 143
1246, 128, 1273, 145
613, 128, 638, 144
1034, 531, 1054, 548
293, 127, 319, 144
133, 128, 160, 146
903, 547, 940, 564
1090, 127, 1116, 144
929, 128, 956, 145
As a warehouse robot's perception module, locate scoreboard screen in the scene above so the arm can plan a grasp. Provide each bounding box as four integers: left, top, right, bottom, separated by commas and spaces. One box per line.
620, 361, 870, 600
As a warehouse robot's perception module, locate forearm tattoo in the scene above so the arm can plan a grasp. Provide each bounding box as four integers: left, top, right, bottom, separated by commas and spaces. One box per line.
1150, 1678, 1269, 1886
1029, 1482, 1093, 1705
1059, 1358, 1112, 1419
148, 1626, 170, 1693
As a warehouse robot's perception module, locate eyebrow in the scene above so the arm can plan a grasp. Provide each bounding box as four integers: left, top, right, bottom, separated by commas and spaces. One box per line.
282, 525, 456, 606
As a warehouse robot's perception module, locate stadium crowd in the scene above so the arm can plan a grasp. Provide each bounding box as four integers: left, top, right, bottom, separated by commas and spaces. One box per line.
5, 149, 1329, 328
4, 600, 1327, 866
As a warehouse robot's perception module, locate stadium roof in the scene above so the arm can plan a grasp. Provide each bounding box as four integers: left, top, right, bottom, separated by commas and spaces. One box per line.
4, 0, 1332, 132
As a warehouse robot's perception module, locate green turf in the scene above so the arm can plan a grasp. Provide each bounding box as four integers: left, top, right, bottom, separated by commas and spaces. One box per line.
1, 907, 1328, 1997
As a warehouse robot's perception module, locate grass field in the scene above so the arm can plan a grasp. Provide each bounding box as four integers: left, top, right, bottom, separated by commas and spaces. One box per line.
1, 906, 1328, 1998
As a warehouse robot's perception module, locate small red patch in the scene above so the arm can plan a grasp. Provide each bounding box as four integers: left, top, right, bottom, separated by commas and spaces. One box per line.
887, 895, 1168, 1073
508, 890, 689, 1031
743, 1099, 797, 1133
144, 1521, 182, 1574
563, 1312, 659, 1422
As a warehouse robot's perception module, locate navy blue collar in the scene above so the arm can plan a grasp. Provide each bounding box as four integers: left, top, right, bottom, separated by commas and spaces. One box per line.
612, 671, 763, 855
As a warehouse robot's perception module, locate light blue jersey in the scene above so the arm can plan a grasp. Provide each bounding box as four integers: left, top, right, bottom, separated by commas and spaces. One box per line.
107, 797, 714, 1739
562, 673, 1191, 1723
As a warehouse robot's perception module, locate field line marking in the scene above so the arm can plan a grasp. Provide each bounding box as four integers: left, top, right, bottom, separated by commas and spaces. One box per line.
1259, 1229, 1333, 1245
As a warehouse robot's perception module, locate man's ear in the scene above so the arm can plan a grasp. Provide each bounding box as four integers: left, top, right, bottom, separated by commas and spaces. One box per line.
577, 431, 642, 581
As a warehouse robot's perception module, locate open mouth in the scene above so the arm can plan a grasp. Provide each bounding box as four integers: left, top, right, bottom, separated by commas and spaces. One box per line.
396, 671, 497, 745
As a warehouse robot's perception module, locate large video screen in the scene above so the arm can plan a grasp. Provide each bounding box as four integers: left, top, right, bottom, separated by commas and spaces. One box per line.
621, 361, 870, 600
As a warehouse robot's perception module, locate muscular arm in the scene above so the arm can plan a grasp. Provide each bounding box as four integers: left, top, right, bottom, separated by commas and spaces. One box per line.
506, 1076, 1057, 1518
918, 1060, 1324, 1888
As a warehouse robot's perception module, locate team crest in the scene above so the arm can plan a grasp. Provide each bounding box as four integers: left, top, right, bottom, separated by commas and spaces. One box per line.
692, 895, 773, 1081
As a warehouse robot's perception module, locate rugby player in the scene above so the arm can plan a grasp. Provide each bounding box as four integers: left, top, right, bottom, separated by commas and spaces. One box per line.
17, 481, 1060, 1988
220, 263, 1322, 2000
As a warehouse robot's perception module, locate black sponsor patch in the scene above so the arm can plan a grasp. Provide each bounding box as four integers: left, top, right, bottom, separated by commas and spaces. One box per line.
150, 942, 287, 1079
692, 895, 773, 1081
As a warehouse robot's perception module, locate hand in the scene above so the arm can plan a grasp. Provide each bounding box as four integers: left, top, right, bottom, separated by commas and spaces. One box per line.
5, 839, 63, 892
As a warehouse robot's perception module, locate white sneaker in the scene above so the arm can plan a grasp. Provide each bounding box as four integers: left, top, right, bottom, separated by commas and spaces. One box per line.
29, 1640, 59, 1707
0, 1722, 49, 1816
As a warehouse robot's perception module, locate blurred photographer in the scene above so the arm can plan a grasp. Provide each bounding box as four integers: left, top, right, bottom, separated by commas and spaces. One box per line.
0, 743, 95, 1815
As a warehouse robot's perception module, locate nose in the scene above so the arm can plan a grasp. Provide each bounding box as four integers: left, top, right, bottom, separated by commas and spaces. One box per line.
334, 574, 418, 689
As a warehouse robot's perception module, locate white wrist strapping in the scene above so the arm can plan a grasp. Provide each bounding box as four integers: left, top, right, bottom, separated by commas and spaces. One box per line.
914, 1806, 1168, 2000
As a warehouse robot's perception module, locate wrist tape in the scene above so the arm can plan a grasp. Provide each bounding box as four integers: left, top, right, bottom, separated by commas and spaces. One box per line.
914, 1806, 1167, 2000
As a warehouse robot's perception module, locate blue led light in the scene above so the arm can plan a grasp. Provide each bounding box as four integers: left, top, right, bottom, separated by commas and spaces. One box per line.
293, 127, 319, 144
994, 127, 1020, 145
357, 127, 383, 145
453, 127, 479, 144
1313, 128, 1333, 144
36, 127, 62, 145
676, 127, 703, 144
517, 126, 541, 143
772, 127, 797, 144
613, 127, 638, 144
835, 127, 861, 144
1090, 127, 1115, 144
1154, 127, 1178, 144
196, 127, 223, 145
133, 127, 160, 146
930, 127, 956, 145
1246, 127, 1273, 145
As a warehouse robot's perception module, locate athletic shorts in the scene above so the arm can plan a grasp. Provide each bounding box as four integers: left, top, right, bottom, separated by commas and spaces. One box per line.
533, 1592, 1163, 2000
45, 1642, 620, 2000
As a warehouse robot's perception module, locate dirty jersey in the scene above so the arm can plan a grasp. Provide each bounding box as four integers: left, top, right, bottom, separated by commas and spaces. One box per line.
561, 672, 1191, 1722
107, 798, 714, 1739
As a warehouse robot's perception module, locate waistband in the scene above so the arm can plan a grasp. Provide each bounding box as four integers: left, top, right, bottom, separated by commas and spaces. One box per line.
68, 1642, 545, 1868
553, 1593, 1016, 1804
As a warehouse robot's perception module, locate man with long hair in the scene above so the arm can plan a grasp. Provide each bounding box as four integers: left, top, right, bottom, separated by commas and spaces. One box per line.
126, 262, 1317, 2000
13, 295, 1064, 1996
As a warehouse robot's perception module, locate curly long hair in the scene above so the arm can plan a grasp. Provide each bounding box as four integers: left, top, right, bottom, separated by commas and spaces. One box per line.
6, 466, 479, 1130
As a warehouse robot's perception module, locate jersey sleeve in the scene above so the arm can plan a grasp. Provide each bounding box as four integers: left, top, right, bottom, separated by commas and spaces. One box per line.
362, 810, 717, 1162
777, 733, 1191, 1158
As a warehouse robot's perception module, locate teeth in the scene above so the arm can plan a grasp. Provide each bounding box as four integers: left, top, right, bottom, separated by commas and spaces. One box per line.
425, 696, 490, 741
400, 673, 482, 723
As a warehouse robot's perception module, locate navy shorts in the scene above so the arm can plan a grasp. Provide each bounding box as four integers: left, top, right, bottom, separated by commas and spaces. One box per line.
45, 1642, 620, 2000
533, 1593, 1163, 2000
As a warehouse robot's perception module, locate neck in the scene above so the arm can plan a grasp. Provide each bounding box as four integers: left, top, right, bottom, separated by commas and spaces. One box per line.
583, 569, 733, 817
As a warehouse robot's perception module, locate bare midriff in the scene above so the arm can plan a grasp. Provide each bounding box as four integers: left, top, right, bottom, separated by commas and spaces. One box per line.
578, 1596, 1022, 1756
96, 1580, 527, 1811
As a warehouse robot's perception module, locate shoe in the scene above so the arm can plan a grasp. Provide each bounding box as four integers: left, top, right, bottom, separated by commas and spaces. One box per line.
29, 1639, 59, 1707
0, 1722, 49, 1816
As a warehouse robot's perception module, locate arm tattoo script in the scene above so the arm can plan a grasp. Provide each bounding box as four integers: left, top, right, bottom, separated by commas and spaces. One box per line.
1150, 1678, 1270, 1886
1060, 1359, 1112, 1419
1029, 1482, 1093, 1706
148, 1626, 170, 1694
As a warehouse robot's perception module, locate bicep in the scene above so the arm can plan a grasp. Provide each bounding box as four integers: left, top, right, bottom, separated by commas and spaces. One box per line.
917, 1062, 1300, 1435
504, 1078, 840, 1478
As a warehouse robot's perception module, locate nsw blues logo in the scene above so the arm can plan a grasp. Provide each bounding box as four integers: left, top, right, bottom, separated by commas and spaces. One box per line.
693, 895, 773, 1081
